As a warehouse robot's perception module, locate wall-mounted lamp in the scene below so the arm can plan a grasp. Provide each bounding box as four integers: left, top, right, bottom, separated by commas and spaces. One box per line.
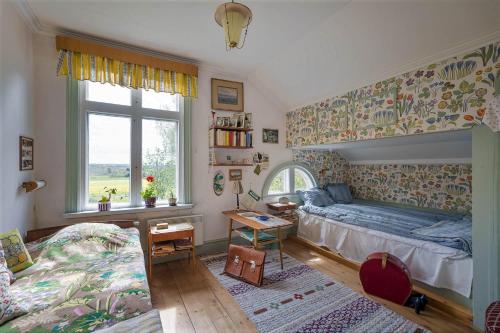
21, 180, 47, 193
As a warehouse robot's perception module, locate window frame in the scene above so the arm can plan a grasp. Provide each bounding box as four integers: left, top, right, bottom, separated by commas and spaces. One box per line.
262, 162, 317, 198
78, 81, 183, 211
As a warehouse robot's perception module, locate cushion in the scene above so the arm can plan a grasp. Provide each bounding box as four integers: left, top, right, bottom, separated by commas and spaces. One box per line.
0, 265, 27, 324
0, 229, 33, 273
0, 243, 15, 284
325, 183, 353, 204
299, 188, 335, 207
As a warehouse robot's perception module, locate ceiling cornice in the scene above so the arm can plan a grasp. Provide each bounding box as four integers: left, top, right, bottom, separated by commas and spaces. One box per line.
12, 0, 199, 66
289, 29, 500, 111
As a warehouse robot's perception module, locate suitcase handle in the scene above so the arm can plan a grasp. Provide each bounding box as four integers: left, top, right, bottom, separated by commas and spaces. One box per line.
382, 253, 388, 269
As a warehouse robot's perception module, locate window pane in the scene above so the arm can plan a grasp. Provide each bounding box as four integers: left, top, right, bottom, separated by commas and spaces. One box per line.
142, 89, 178, 111
88, 114, 131, 205
86, 81, 131, 106
294, 168, 314, 191
268, 169, 290, 195
142, 119, 178, 201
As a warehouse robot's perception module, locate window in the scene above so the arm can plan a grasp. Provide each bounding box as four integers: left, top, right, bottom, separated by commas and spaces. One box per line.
80, 81, 182, 210
263, 163, 316, 197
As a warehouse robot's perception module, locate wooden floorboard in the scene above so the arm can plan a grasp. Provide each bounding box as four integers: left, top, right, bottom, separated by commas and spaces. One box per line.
150, 240, 478, 333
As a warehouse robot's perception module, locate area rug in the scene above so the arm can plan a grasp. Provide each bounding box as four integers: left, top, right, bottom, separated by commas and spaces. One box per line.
200, 251, 429, 333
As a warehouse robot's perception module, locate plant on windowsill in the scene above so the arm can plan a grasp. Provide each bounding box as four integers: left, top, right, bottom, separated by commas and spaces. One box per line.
98, 187, 118, 212
141, 175, 157, 208
168, 190, 177, 206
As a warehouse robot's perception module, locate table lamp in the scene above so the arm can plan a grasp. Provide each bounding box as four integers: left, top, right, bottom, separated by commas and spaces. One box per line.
232, 180, 244, 210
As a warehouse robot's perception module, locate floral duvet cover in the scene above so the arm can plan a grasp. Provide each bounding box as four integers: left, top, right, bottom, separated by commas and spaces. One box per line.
0, 223, 152, 333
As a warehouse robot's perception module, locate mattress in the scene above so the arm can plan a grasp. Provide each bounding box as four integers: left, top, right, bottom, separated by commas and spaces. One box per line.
298, 202, 473, 297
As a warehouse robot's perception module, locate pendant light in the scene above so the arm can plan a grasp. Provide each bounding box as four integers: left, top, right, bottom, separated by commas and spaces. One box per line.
214, 1, 252, 50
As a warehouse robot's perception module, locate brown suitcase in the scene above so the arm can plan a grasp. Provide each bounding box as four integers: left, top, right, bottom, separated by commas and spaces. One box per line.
224, 244, 266, 286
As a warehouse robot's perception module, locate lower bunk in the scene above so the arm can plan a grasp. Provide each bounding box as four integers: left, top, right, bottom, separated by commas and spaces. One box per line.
296, 200, 473, 322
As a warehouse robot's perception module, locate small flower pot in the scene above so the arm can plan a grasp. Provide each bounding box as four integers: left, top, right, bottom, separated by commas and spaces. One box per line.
168, 197, 177, 206
145, 197, 157, 208
98, 201, 111, 212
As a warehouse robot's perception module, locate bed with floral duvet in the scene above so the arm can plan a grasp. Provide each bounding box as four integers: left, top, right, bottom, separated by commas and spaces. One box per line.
0, 223, 152, 333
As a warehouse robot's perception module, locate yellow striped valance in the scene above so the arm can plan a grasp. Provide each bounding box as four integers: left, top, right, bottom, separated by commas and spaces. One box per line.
56, 36, 198, 98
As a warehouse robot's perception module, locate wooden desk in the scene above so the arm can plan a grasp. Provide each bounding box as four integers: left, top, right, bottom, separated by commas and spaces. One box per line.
148, 223, 195, 279
223, 210, 293, 270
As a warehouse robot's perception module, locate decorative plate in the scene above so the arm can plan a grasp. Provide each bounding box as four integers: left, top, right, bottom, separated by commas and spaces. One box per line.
213, 170, 225, 196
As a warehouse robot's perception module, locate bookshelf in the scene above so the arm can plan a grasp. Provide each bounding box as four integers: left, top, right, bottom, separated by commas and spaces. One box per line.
209, 112, 254, 167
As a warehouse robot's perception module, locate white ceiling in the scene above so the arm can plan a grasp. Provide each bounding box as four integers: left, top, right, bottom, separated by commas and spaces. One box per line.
22, 0, 500, 111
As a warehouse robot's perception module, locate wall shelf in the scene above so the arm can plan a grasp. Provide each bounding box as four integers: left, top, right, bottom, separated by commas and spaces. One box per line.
210, 163, 253, 167
210, 126, 253, 132
210, 145, 253, 149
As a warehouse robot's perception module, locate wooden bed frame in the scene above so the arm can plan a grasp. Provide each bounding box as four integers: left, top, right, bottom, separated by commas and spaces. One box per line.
26, 220, 139, 242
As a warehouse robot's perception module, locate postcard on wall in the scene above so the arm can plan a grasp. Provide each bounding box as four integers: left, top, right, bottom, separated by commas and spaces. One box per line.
211, 78, 244, 112
263, 129, 279, 143
19, 136, 34, 171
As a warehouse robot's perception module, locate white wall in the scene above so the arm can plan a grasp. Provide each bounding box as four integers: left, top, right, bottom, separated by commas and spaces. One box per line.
0, 1, 36, 235
192, 66, 290, 241
32, 35, 291, 242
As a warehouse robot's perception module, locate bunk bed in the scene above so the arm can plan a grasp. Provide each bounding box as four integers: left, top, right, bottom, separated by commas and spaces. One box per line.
297, 200, 472, 297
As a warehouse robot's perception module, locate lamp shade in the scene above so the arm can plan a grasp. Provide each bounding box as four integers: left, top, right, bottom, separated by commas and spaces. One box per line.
215, 2, 252, 49
232, 180, 244, 195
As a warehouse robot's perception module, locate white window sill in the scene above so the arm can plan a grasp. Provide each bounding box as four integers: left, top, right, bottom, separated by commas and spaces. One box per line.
63, 204, 194, 219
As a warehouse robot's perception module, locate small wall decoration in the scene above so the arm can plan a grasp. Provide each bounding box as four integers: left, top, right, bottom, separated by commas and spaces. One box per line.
229, 169, 243, 181
253, 152, 269, 175
19, 136, 34, 171
211, 78, 244, 112
241, 189, 261, 210
213, 170, 225, 196
263, 129, 279, 143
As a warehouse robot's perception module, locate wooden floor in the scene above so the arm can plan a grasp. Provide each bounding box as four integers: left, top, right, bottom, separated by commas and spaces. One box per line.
150, 240, 478, 333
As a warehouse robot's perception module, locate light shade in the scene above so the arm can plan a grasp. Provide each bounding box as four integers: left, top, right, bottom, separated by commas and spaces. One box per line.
215, 2, 252, 49
232, 180, 244, 195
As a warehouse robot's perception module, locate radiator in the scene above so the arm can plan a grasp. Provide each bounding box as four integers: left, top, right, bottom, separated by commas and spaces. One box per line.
147, 215, 203, 246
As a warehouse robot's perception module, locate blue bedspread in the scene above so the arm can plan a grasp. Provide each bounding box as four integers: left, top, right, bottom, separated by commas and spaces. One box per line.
300, 200, 472, 255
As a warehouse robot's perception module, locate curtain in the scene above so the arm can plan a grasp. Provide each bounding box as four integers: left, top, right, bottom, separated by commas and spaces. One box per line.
57, 50, 198, 98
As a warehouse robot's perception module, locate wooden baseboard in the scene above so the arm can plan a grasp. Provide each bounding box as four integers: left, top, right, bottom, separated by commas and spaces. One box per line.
288, 235, 473, 324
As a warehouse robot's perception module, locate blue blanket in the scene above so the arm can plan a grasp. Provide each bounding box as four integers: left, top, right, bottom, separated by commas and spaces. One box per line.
300, 200, 472, 255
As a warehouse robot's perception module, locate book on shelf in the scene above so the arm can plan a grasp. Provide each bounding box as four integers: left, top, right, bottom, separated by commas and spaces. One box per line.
209, 128, 253, 147
174, 238, 193, 250
152, 241, 175, 254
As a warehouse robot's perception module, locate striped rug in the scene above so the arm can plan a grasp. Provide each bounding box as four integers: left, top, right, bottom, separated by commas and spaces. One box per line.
200, 251, 429, 333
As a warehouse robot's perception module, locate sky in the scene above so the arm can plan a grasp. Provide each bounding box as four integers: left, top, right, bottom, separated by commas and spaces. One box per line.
87, 82, 178, 165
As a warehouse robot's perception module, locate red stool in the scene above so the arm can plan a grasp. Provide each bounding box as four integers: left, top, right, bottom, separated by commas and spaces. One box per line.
486, 301, 500, 333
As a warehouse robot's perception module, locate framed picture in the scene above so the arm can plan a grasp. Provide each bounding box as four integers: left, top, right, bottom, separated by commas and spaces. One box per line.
19, 136, 34, 171
263, 129, 279, 144
211, 78, 244, 112
229, 169, 243, 181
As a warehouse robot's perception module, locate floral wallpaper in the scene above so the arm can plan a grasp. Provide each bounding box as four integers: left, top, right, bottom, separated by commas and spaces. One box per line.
292, 150, 472, 213
292, 150, 349, 186
348, 164, 472, 213
286, 41, 500, 147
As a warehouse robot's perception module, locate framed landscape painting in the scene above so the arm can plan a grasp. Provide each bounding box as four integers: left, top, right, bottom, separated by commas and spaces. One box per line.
19, 136, 34, 171
211, 78, 244, 112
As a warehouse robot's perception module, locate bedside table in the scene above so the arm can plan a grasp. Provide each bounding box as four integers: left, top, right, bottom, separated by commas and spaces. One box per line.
147, 222, 195, 279
266, 202, 299, 224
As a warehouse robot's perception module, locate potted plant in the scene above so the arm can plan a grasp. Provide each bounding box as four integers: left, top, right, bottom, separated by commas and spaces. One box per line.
98, 187, 118, 212
168, 190, 177, 206
141, 175, 157, 208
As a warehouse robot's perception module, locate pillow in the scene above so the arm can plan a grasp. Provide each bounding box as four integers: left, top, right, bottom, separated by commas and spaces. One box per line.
325, 183, 353, 204
0, 265, 27, 324
0, 243, 15, 284
300, 188, 335, 207
0, 230, 33, 273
